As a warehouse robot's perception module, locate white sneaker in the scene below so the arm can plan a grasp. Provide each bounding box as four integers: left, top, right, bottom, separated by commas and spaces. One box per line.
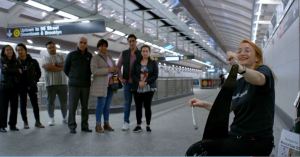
122, 122, 129, 131
48, 118, 55, 126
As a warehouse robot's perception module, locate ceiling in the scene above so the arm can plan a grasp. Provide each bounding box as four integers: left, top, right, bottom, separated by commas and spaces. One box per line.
181, 0, 284, 52
0, 0, 284, 70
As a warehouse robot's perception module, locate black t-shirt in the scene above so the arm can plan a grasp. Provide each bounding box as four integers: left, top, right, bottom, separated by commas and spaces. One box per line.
230, 65, 275, 138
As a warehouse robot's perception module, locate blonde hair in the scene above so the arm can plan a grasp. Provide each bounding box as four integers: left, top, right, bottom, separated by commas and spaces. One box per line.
240, 39, 263, 69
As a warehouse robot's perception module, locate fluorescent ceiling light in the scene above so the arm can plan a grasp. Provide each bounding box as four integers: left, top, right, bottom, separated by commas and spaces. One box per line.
152, 44, 160, 49
27, 39, 33, 44
0, 41, 17, 46
41, 11, 47, 17
207, 68, 215, 72
165, 56, 180, 61
32, 46, 46, 51
144, 42, 153, 46
57, 50, 70, 54
137, 39, 145, 43
106, 27, 113, 32
53, 19, 77, 24
56, 11, 79, 19
256, 0, 281, 4
252, 3, 262, 42
254, 20, 271, 24
25, 0, 54, 12
56, 44, 60, 48
81, 20, 90, 23
112, 30, 126, 36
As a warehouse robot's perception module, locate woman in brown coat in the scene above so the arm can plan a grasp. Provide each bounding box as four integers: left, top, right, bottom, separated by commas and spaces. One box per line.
90, 39, 117, 133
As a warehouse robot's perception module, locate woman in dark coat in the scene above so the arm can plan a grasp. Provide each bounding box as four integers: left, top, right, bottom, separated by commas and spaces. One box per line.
131, 45, 158, 133
0, 45, 22, 132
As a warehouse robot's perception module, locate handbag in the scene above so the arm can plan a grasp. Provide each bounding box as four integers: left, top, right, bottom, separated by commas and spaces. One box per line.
109, 74, 123, 90
98, 54, 122, 90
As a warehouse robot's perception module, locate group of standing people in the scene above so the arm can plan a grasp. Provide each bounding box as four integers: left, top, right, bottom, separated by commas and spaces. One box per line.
89, 34, 158, 133
0, 33, 159, 134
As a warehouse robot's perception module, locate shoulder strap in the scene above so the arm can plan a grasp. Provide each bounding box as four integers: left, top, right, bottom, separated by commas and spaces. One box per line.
98, 54, 109, 67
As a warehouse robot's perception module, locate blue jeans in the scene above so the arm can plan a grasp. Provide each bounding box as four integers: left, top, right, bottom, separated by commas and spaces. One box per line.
96, 87, 114, 124
123, 83, 133, 123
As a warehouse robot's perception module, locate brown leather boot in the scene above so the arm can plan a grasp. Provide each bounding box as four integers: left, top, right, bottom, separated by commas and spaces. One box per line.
95, 124, 104, 133
104, 122, 114, 131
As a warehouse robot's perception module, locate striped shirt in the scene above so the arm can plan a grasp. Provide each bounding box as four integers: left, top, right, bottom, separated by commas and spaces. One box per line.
43, 53, 67, 87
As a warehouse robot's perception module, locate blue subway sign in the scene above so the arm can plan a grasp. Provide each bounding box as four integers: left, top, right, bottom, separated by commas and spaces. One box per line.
7, 20, 105, 38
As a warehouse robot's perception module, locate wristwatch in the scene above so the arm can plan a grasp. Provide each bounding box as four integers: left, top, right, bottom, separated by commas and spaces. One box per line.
238, 65, 246, 74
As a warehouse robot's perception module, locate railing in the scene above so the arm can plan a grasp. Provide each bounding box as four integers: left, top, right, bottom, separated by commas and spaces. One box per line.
36, 77, 194, 112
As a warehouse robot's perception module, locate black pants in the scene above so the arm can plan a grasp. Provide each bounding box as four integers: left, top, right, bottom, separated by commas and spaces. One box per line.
133, 91, 154, 125
0, 87, 19, 128
186, 136, 274, 156
68, 86, 90, 130
19, 85, 40, 123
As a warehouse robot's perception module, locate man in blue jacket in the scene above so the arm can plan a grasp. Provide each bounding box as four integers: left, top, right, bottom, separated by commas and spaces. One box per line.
64, 37, 92, 134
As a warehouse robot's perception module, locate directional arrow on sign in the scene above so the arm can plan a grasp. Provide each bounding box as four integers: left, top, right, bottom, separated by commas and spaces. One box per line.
6, 29, 12, 37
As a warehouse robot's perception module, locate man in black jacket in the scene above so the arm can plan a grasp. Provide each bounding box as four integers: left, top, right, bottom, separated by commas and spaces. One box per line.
16, 43, 44, 129
64, 37, 92, 134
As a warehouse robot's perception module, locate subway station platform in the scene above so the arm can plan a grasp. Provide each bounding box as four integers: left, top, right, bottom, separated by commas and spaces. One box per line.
0, 88, 289, 156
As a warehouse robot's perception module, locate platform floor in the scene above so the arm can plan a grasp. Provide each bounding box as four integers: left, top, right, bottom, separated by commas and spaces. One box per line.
0, 88, 288, 156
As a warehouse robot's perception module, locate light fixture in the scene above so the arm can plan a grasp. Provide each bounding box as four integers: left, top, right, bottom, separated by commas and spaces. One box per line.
55, 44, 60, 48
256, 0, 282, 4
252, 3, 262, 42
27, 39, 33, 44
56, 11, 79, 19
254, 20, 271, 24
105, 27, 113, 32
25, 0, 54, 12
112, 30, 126, 36
137, 39, 145, 43
41, 11, 47, 17
56, 50, 70, 54
0, 41, 17, 46
53, 19, 77, 24
81, 20, 90, 23
165, 56, 180, 61
144, 42, 154, 46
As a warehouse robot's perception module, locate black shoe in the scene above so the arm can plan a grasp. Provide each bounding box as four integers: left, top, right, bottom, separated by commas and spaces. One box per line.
82, 128, 92, 132
35, 122, 45, 128
10, 127, 19, 131
70, 129, 77, 134
146, 126, 151, 132
133, 126, 142, 133
0, 128, 7, 133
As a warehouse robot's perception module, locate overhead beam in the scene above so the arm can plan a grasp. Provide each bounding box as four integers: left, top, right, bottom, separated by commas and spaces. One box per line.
180, 0, 227, 53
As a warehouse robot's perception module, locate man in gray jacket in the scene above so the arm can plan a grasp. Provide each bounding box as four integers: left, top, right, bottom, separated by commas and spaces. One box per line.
64, 37, 92, 134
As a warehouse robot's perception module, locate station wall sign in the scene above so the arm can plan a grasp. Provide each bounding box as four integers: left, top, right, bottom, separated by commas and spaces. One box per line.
6, 20, 105, 38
